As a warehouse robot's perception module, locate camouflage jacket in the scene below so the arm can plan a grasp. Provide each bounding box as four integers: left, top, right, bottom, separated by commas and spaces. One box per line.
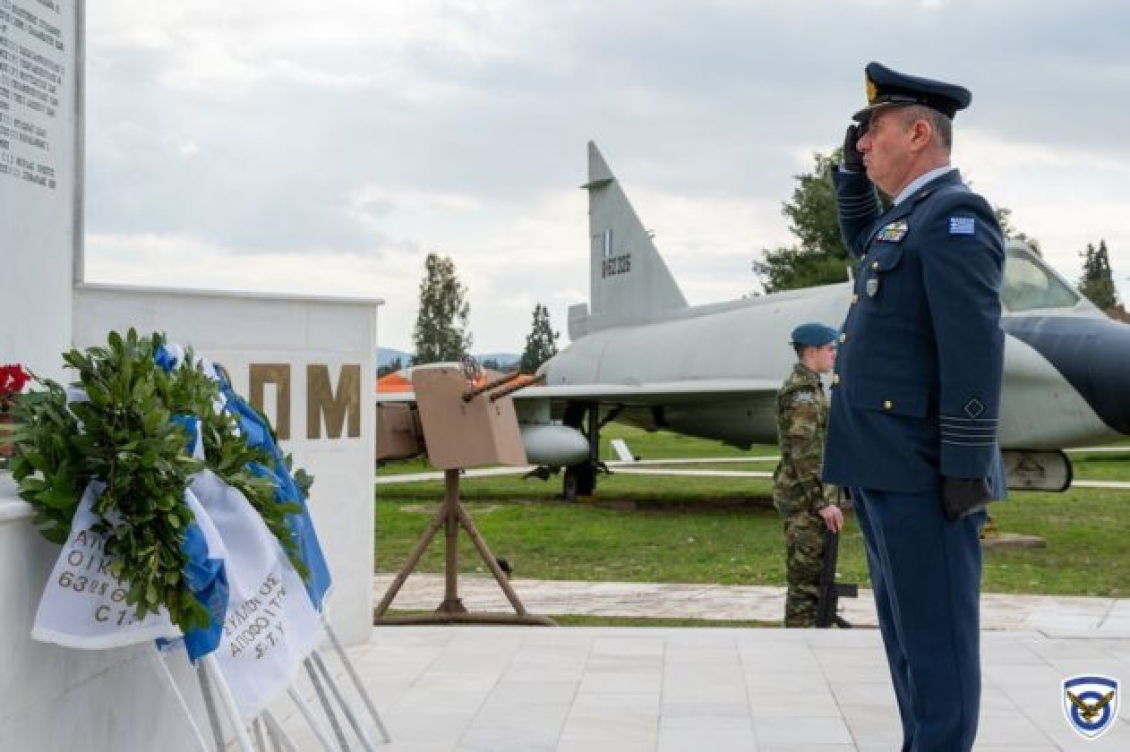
773, 363, 836, 515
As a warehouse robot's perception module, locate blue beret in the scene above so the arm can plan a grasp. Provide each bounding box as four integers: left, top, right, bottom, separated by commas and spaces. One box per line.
854, 61, 972, 122
790, 322, 838, 347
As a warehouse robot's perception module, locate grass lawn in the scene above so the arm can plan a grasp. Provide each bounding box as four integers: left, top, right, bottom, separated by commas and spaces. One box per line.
375, 426, 1130, 602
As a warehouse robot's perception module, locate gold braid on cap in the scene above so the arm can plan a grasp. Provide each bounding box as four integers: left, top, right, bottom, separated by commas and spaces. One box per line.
866, 75, 877, 104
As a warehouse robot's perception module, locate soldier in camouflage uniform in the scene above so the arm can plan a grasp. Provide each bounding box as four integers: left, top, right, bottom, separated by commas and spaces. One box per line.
773, 322, 844, 627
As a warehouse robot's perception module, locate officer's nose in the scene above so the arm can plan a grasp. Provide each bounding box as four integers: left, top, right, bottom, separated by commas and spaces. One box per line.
1002, 315, 1130, 435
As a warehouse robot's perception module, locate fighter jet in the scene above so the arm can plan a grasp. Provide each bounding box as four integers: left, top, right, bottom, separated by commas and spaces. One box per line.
379, 142, 1130, 500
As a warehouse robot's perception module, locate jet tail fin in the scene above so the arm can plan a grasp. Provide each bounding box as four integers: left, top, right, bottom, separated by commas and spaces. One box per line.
572, 142, 687, 338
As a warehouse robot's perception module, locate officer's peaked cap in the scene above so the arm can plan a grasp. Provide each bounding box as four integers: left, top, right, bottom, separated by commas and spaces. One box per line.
854, 62, 972, 123
790, 323, 838, 348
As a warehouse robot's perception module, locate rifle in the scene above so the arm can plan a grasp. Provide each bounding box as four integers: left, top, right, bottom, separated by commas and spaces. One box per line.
815, 526, 858, 628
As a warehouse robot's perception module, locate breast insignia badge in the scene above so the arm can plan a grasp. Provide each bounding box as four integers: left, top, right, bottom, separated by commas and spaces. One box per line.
876, 220, 908, 243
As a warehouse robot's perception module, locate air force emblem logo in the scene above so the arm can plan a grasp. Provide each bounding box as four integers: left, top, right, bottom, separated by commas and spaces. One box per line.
1063, 674, 1119, 739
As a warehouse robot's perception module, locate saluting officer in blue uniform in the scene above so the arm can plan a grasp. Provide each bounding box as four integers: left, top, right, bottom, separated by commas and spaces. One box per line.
823, 62, 1006, 752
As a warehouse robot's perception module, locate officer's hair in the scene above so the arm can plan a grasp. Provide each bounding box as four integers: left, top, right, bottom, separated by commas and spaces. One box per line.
792, 344, 811, 359
899, 105, 953, 151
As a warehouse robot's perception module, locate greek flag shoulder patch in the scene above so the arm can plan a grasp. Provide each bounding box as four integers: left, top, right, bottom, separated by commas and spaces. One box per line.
949, 216, 975, 235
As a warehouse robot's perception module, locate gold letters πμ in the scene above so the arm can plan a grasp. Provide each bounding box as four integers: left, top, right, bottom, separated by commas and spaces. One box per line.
249, 364, 292, 440
307, 364, 361, 439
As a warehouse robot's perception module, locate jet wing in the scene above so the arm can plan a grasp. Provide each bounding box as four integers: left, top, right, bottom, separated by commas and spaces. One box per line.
378, 377, 782, 454
378, 379, 781, 406
513, 379, 781, 405
515, 379, 783, 448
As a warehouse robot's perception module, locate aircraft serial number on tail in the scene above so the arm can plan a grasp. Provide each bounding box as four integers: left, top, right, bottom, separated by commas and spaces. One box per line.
601, 254, 631, 278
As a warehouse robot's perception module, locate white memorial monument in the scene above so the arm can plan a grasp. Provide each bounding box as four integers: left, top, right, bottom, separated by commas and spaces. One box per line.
1, 2, 380, 748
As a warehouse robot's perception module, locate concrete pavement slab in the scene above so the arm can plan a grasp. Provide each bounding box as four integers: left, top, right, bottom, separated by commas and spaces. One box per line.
278, 625, 1130, 751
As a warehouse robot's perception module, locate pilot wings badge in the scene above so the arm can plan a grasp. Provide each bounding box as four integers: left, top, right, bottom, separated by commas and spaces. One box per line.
875, 220, 908, 243
1063, 674, 1119, 739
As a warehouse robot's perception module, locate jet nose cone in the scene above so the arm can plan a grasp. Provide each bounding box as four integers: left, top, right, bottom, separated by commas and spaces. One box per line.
1003, 315, 1130, 435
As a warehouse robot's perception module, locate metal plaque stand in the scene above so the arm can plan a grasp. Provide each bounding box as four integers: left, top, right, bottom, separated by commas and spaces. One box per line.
374, 468, 554, 625
374, 365, 555, 626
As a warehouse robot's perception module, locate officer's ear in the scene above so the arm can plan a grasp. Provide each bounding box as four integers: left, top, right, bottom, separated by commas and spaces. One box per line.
908, 116, 934, 151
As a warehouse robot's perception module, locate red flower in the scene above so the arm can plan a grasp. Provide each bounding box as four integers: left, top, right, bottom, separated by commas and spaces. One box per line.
0, 364, 30, 409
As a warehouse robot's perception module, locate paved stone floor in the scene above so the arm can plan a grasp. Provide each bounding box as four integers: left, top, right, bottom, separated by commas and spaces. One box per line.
281, 624, 1130, 751
272, 578, 1130, 750
372, 574, 1130, 633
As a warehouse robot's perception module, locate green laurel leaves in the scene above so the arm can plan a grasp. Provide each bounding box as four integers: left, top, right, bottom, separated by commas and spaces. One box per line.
10, 329, 309, 631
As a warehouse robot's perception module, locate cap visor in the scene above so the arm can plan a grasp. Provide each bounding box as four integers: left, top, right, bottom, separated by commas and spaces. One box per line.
854, 99, 915, 124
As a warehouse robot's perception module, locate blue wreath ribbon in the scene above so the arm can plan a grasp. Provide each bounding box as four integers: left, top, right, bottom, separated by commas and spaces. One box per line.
218, 380, 332, 610
179, 518, 230, 661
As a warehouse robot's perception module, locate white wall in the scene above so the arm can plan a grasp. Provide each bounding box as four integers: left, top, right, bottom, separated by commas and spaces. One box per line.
1, 3, 383, 747
0, 0, 80, 378
0, 285, 379, 752
73, 282, 379, 645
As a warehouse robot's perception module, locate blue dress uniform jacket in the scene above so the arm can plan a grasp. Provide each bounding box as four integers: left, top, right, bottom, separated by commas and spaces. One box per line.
823, 168, 1006, 493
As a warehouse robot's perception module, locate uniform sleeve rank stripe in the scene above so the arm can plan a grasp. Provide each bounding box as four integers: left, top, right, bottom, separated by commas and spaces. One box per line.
935, 425, 998, 431
940, 415, 999, 423
941, 438, 996, 446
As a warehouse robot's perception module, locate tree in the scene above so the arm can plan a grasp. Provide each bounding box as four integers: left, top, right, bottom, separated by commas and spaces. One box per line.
377, 357, 403, 378
754, 152, 1035, 293
995, 206, 1041, 254
412, 253, 472, 364
753, 152, 856, 293
519, 303, 559, 374
1078, 239, 1119, 310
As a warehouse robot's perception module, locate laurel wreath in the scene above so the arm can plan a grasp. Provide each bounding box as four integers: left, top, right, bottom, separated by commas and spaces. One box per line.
8, 329, 309, 632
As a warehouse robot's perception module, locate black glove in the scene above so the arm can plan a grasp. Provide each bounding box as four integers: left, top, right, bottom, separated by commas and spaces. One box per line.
842, 123, 865, 173
941, 477, 992, 521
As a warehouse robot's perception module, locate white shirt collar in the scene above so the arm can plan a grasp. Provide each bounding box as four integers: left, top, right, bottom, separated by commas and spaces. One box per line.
894, 165, 953, 206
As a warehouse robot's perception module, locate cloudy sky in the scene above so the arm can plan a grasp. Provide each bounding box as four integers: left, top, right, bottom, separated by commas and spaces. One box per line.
82, 0, 1130, 353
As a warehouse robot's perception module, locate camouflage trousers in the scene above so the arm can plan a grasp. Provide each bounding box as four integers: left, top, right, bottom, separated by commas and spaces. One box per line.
783, 511, 828, 627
